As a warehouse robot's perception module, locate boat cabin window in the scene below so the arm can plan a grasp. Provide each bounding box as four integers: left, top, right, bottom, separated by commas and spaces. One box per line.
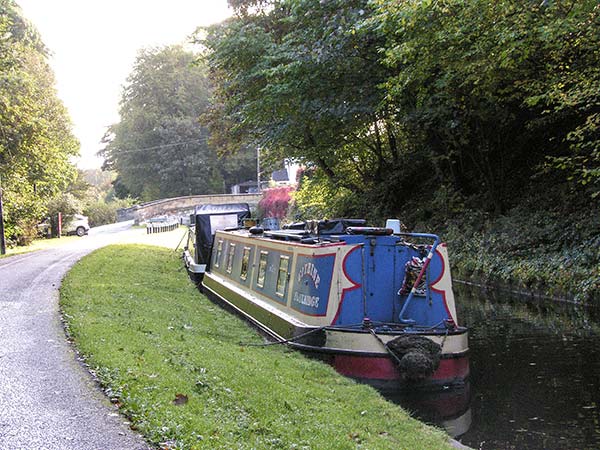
240, 247, 251, 281
214, 239, 224, 268
226, 243, 236, 274
276, 255, 290, 297
257, 251, 268, 288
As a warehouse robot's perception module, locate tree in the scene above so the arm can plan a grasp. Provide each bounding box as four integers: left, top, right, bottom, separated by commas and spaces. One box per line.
101, 45, 255, 200
534, 3, 600, 197
372, 0, 600, 210
199, 0, 400, 202
202, 0, 599, 222
0, 1, 79, 245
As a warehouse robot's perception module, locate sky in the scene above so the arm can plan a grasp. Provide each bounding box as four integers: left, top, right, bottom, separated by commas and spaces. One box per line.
16, 0, 232, 170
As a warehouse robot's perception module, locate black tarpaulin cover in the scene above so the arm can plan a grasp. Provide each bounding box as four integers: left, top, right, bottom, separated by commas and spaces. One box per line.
193, 203, 251, 266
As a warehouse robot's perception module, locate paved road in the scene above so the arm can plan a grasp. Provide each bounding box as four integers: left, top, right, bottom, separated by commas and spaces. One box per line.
0, 222, 153, 450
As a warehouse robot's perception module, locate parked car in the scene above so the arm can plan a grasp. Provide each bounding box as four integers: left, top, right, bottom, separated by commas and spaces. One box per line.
37, 214, 90, 238
65, 214, 90, 236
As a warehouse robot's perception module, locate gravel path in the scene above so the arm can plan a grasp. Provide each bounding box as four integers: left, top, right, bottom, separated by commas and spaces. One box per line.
0, 222, 173, 450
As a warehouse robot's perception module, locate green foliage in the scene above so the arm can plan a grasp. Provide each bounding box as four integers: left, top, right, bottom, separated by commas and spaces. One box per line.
1, 175, 45, 246
199, 0, 399, 199
101, 45, 255, 201
0, 1, 79, 245
217, 145, 259, 191
60, 245, 453, 449
101, 46, 213, 200
535, 4, 600, 197
291, 169, 358, 220
203, 0, 599, 211
83, 197, 136, 227
78, 169, 119, 203
83, 201, 116, 227
371, 0, 600, 210
201, 0, 599, 300
57, 169, 134, 228
372, 0, 599, 299
428, 185, 599, 303
9, 217, 37, 246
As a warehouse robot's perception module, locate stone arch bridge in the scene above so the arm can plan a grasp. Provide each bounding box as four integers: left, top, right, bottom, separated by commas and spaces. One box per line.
117, 193, 262, 224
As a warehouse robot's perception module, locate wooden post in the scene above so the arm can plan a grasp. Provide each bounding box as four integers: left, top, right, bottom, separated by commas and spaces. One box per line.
57, 212, 62, 238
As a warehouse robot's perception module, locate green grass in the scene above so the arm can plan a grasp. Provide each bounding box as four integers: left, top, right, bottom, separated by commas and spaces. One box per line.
0, 235, 83, 258
60, 245, 453, 450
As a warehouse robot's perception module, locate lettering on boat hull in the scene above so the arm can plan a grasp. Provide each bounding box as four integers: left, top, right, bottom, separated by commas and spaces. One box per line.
291, 254, 335, 316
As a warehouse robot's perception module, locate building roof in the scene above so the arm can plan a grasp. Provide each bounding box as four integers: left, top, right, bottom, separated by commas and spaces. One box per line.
271, 169, 289, 182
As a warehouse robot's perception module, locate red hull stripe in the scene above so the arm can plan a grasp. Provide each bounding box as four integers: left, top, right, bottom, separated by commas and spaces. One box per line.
333, 354, 470, 382
430, 356, 470, 381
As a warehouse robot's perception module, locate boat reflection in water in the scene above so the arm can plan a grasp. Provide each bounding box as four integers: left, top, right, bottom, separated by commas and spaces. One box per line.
382, 381, 472, 439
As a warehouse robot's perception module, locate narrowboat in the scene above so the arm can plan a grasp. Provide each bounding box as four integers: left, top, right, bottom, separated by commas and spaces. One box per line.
183, 204, 469, 390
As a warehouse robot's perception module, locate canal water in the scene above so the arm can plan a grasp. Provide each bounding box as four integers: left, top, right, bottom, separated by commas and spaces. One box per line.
390, 284, 600, 450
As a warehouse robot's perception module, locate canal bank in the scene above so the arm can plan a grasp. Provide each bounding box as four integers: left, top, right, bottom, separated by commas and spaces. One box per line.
445, 209, 599, 305
398, 185, 600, 306
60, 244, 460, 449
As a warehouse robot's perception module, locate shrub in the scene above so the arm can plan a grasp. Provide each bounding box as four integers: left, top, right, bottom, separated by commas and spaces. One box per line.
84, 198, 136, 227
292, 170, 359, 220
258, 186, 294, 219
13, 218, 38, 246
84, 201, 117, 227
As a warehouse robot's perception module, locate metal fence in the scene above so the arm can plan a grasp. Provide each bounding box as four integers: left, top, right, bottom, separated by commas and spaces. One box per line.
146, 217, 180, 234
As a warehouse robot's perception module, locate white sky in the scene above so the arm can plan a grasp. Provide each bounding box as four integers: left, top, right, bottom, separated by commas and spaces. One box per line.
16, 0, 232, 169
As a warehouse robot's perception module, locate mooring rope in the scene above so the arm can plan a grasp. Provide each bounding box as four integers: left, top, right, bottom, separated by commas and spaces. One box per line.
238, 325, 329, 347
238, 322, 367, 348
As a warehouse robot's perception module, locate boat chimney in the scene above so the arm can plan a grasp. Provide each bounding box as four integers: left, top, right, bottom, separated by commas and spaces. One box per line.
385, 219, 401, 234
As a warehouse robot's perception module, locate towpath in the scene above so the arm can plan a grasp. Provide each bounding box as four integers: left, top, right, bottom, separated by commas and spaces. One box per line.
0, 222, 183, 449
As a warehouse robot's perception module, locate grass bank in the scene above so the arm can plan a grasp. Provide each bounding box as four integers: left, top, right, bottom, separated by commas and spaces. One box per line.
60, 245, 453, 450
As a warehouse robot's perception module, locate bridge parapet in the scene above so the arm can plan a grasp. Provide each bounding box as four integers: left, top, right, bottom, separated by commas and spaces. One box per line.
117, 193, 262, 223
